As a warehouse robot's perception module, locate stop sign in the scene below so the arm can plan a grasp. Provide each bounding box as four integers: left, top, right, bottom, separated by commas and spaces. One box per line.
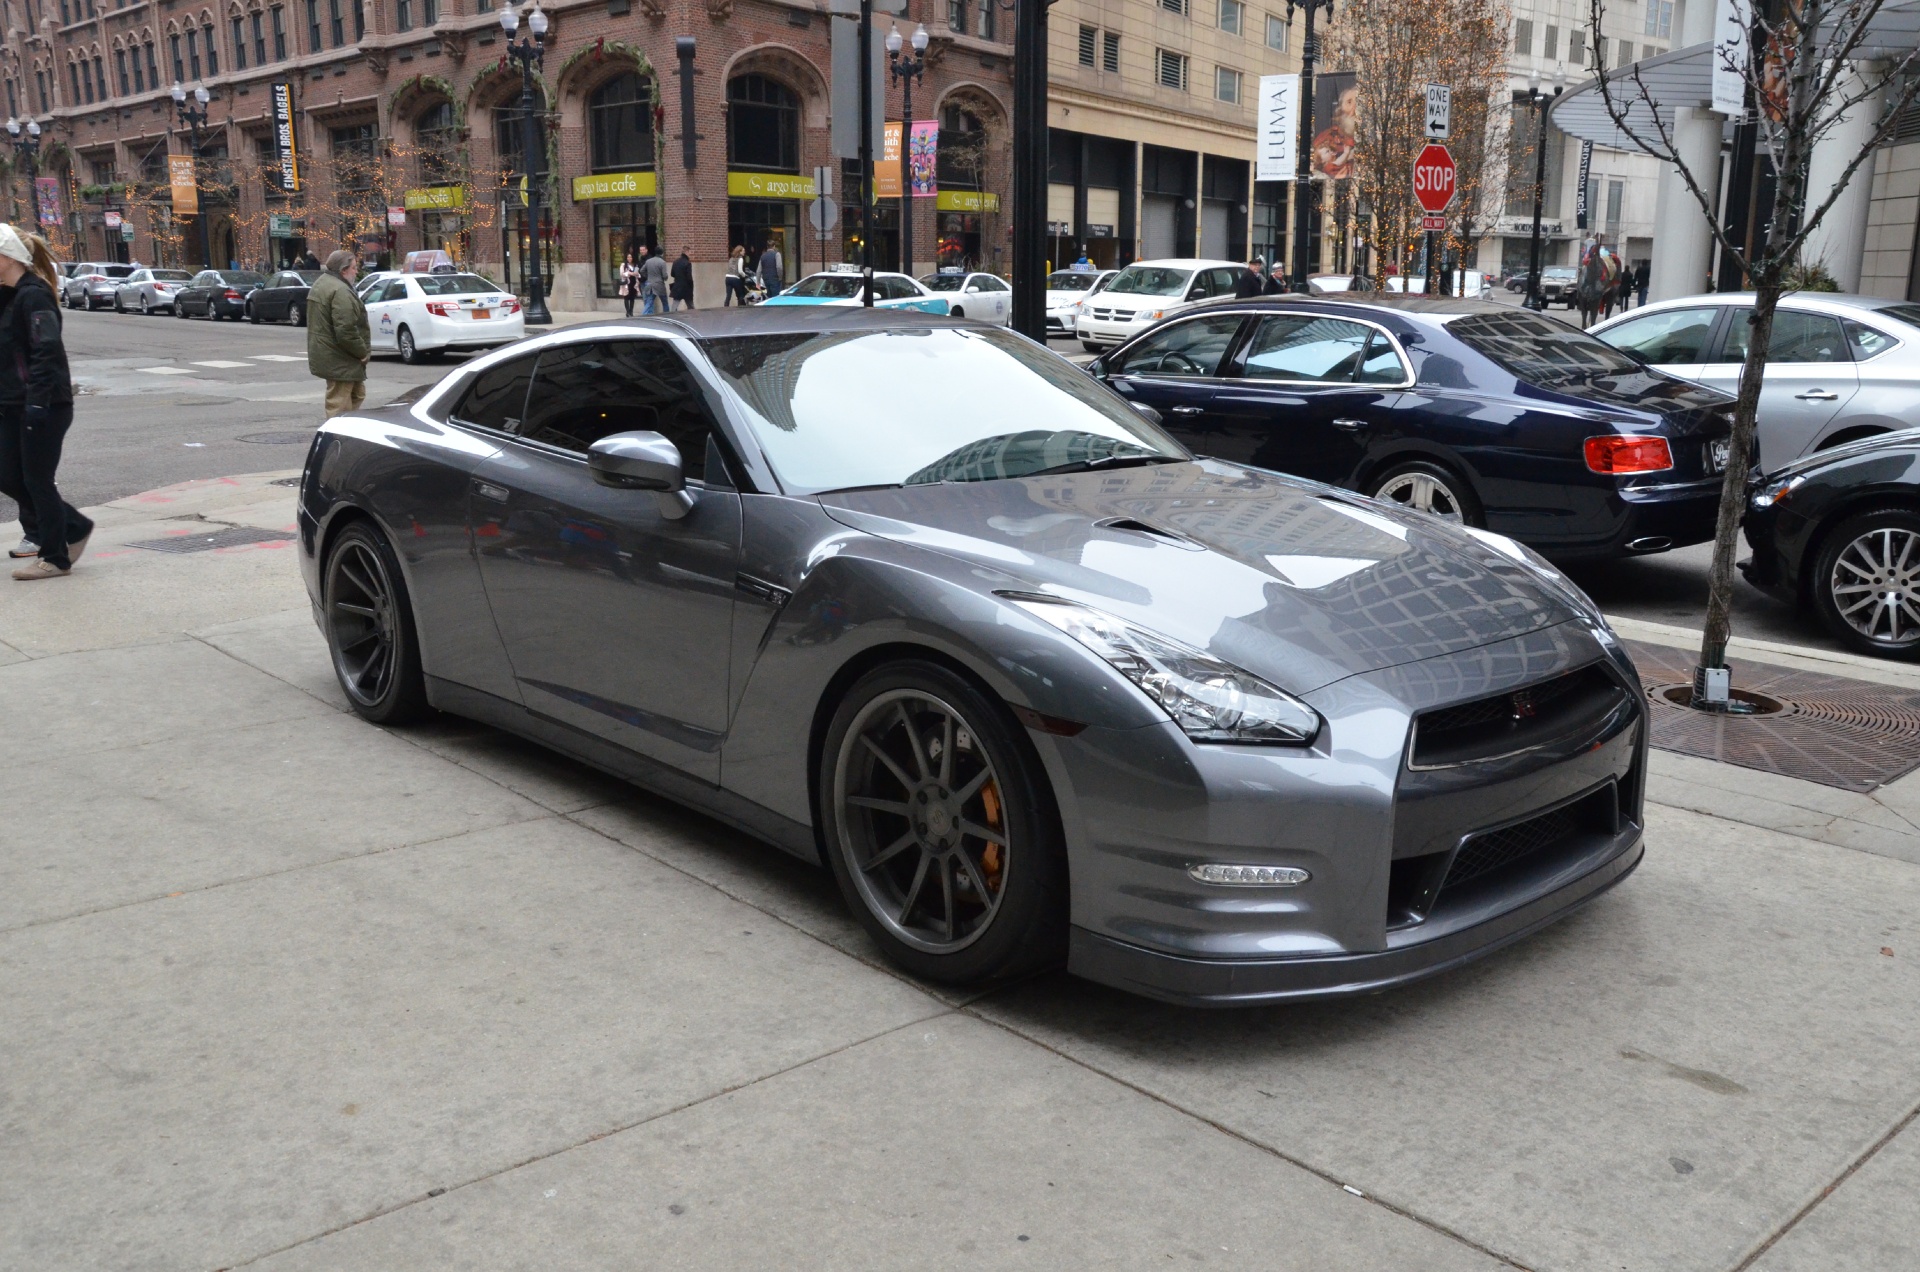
1413, 143, 1457, 214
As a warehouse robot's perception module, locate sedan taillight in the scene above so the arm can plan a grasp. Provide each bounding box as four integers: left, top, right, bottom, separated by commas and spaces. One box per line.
425, 301, 455, 317
223, 289, 242, 300
504, 299, 522, 315
1584, 435, 1674, 474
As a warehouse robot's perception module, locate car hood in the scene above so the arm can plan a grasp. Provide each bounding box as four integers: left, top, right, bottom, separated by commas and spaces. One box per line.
1086, 292, 1183, 311
1755, 425, 1920, 482
818, 460, 1577, 694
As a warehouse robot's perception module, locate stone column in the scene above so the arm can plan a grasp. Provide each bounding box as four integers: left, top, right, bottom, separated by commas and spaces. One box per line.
1801, 62, 1880, 293
1650, 107, 1722, 301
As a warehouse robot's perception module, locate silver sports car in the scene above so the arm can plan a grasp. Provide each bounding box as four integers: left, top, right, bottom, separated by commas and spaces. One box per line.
298, 309, 1646, 1005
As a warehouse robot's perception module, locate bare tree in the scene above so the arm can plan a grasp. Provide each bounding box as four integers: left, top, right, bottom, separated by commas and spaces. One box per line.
1589, 0, 1920, 703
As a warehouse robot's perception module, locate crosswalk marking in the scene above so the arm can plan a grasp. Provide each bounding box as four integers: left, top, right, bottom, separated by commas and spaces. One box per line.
193, 360, 253, 368
137, 367, 197, 375
249, 354, 306, 362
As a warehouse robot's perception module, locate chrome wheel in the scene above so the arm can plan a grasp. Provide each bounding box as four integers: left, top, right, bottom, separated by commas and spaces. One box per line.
833, 689, 1009, 955
1830, 527, 1920, 643
1375, 469, 1467, 522
326, 538, 400, 708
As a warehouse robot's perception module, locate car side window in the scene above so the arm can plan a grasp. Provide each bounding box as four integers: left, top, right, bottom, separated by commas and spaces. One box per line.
382, 280, 410, 302
1208, 267, 1241, 295
1721, 309, 1847, 363
519, 339, 711, 481
452, 353, 538, 432
1600, 307, 1720, 363
979, 275, 1009, 292
1356, 332, 1409, 384
1110, 313, 1246, 378
1239, 315, 1375, 383
1845, 319, 1898, 360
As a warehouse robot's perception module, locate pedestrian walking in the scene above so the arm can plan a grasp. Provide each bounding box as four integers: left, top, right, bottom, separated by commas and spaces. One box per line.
1234, 257, 1266, 299
618, 248, 641, 318
306, 250, 370, 420
0, 226, 88, 580
641, 247, 669, 315
670, 246, 695, 311
724, 245, 749, 306
1263, 262, 1288, 295
759, 238, 784, 298
297, 250, 321, 270
1633, 259, 1650, 309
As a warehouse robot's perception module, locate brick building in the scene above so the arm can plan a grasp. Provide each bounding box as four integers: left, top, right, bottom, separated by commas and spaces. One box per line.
0, 0, 1015, 308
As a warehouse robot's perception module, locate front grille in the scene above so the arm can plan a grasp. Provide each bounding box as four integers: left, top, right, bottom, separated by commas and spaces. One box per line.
1411, 664, 1628, 768
1086, 307, 1131, 322
1446, 807, 1580, 888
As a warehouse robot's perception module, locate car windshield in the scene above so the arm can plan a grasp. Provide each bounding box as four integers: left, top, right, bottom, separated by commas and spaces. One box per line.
701, 326, 1188, 493
415, 273, 498, 296
1104, 266, 1193, 297
219, 271, 264, 285
919, 274, 968, 291
1445, 310, 1644, 386
785, 275, 867, 299
152, 270, 194, 281
1542, 267, 1577, 279
1046, 271, 1100, 291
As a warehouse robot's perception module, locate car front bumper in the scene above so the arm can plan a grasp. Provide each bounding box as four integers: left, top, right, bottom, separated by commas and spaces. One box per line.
1075, 314, 1156, 345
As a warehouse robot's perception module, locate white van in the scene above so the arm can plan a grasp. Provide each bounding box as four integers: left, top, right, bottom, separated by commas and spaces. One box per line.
1073, 258, 1247, 351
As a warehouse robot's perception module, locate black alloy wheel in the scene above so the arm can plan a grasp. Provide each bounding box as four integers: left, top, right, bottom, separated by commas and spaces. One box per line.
1368, 460, 1483, 527
323, 521, 431, 723
819, 660, 1066, 984
1812, 507, 1920, 659
397, 326, 420, 364
291, 300, 306, 327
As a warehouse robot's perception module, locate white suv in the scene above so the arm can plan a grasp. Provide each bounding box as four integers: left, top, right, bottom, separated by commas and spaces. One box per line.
1074, 259, 1247, 351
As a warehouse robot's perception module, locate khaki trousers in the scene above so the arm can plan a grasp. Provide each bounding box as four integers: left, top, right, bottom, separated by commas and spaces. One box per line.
324, 380, 367, 418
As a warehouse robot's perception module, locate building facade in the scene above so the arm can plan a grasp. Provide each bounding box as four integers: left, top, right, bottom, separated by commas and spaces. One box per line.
0, 0, 1014, 308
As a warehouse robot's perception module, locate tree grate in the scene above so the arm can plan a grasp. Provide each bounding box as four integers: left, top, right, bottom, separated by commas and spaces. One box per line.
125, 527, 297, 555
1627, 639, 1920, 792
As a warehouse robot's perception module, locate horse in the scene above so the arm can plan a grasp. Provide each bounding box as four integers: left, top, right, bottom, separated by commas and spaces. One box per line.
1576, 247, 1624, 328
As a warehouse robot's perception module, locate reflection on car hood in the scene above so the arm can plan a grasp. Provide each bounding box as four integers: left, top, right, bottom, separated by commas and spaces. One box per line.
1522, 368, 1734, 435
819, 460, 1576, 693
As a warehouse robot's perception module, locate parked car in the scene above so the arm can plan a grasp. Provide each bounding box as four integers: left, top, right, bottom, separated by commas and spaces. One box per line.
917, 270, 1013, 324
1043, 267, 1118, 334
355, 269, 403, 300
298, 306, 1646, 1004
1590, 294, 1920, 468
1743, 429, 1920, 658
63, 262, 135, 309
761, 268, 950, 314
1307, 273, 1376, 295
1074, 258, 1245, 352
246, 270, 321, 325
173, 269, 267, 320
112, 267, 195, 314
1383, 275, 1428, 294
1086, 296, 1735, 561
363, 271, 525, 363
1535, 266, 1579, 307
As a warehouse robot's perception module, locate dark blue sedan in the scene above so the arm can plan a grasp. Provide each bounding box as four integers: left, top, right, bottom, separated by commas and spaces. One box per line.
1087, 296, 1735, 561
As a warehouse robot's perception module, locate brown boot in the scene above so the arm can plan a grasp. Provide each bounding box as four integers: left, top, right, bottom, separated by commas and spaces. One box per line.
12, 559, 71, 581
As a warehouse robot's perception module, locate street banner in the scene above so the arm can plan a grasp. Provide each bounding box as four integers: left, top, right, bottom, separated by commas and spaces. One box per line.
33, 177, 60, 226
1312, 70, 1357, 180
1256, 74, 1298, 181
908, 120, 938, 196
1575, 140, 1593, 229
876, 121, 902, 199
168, 155, 198, 215
829, 14, 885, 160
1710, 0, 1747, 116
270, 80, 301, 192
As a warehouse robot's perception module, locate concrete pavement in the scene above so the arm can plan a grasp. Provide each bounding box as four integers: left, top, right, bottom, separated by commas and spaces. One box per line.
2, 473, 1917, 1271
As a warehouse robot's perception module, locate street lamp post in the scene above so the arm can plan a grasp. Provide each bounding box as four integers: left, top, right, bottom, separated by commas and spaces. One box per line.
1523, 68, 1562, 312
5, 117, 42, 231
1285, 0, 1334, 293
501, 3, 552, 325
170, 82, 214, 270
886, 23, 929, 277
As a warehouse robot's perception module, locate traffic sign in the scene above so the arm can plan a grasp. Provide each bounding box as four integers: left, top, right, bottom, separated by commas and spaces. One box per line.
1413, 143, 1457, 214
1421, 214, 1447, 231
808, 196, 840, 234
1424, 84, 1451, 139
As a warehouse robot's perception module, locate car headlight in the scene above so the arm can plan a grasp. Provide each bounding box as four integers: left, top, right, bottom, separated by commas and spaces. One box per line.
1003, 593, 1320, 745
1751, 474, 1804, 509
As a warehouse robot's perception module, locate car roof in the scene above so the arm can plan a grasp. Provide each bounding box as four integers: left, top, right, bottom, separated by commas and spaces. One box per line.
1181, 295, 1515, 320
1119, 258, 1245, 270
597, 307, 978, 340
1617, 292, 1903, 316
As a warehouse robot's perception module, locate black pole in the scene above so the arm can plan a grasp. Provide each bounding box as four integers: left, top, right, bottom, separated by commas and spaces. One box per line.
1290, 1, 1326, 293
859, 0, 874, 307
191, 117, 212, 270
514, 33, 552, 325
1011, 0, 1049, 338
1524, 86, 1557, 310
900, 72, 913, 276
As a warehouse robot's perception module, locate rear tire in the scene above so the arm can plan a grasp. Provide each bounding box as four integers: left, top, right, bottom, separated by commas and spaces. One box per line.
397, 326, 420, 364
291, 300, 306, 327
322, 521, 432, 724
1368, 460, 1484, 527
818, 660, 1067, 985
1811, 507, 1920, 660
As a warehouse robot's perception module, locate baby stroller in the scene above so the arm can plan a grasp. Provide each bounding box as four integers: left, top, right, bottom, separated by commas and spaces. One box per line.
740, 277, 769, 306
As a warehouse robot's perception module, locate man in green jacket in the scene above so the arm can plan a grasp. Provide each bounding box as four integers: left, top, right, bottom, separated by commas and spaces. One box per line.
307, 250, 370, 418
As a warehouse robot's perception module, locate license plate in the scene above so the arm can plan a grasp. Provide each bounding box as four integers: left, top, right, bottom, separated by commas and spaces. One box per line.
472, 308, 490, 320
1709, 438, 1731, 473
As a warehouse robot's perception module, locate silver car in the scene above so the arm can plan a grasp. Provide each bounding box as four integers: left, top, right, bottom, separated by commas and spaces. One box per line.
1591, 294, 1920, 467
62, 261, 135, 310
113, 267, 196, 315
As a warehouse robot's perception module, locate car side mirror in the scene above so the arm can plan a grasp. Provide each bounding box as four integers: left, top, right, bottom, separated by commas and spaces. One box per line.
1130, 401, 1164, 427
1086, 357, 1107, 379
588, 429, 694, 519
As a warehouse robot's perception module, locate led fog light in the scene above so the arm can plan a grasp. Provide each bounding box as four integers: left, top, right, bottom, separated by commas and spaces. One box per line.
1188, 863, 1311, 887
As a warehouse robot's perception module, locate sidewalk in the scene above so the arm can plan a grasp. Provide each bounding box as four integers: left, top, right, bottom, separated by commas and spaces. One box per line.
2, 475, 1916, 1270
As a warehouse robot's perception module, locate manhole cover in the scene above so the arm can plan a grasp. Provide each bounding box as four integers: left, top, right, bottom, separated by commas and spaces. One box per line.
126, 526, 297, 554
237, 431, 314, 445
1627, 639, 1920, 792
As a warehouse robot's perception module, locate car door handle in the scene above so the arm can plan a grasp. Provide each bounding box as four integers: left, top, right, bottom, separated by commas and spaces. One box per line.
472, 480, 509, 503
1794, 390, 1839, 400
1331, 418, 1370, 432
1168, 405, 1205, 416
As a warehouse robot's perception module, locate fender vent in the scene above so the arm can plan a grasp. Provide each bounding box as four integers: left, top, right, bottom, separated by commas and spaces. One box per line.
1093, 517, 1203, 549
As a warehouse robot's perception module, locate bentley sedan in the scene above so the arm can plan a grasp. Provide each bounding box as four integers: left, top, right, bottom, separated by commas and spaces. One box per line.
298, 309, 1646, 1005
1090, 297, 1735, 561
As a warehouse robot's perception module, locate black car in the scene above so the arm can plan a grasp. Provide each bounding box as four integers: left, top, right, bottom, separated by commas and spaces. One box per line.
174, 269, 266, 320
1088, 297, 1734, 561
247, 269, 320, 325
1742, 429, 1920, 657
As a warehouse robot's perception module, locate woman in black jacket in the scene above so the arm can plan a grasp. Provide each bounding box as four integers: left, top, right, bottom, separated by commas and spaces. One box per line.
0, 224, 88, 580
669, 246, 695, 310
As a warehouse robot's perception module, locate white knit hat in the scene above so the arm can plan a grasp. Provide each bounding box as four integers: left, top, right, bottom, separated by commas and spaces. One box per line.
0, 223, 30, 267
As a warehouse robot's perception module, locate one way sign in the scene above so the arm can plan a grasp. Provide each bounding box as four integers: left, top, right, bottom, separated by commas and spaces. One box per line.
1424, 84, 1451, 140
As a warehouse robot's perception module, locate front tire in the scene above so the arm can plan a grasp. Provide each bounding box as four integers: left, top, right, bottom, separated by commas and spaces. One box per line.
1368, 460, 1483, 527
290, 300, 307, 327
140, 294, 151, 315
323, 521, 432, 724
818, 660, 1066, 984
248, 301, 260, 324
1812, 507, 1920, 659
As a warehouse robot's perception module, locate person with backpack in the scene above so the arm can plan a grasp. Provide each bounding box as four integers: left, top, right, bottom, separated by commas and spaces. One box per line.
0, 225, 88, 581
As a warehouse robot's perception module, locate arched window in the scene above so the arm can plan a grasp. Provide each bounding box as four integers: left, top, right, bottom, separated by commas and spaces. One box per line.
416, 100, 457, 182
938, 105, 986, 190
727, 74, 799, 174
589, 72, 653, 173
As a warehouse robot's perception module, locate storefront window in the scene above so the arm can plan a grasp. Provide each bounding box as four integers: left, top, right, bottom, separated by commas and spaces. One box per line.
593, 201, 656, 299
727, 74, 799, 173
416, 101, 459, 185
937, 213, 981, 272
590, 72, 654, 172
729, 199, 799, 285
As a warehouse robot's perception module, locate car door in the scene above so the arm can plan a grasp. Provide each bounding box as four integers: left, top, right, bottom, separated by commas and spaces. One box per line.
1703, 306, 1859, 465
469, 336, 743, 781
118, 269, 145, 306
1206, 313, 1406, 484
1100, 311, 1250, 440
1594, 305, 1726, 384
181, 271, 210, 314
256, 273, 288, 320
366, 278, 408, 350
